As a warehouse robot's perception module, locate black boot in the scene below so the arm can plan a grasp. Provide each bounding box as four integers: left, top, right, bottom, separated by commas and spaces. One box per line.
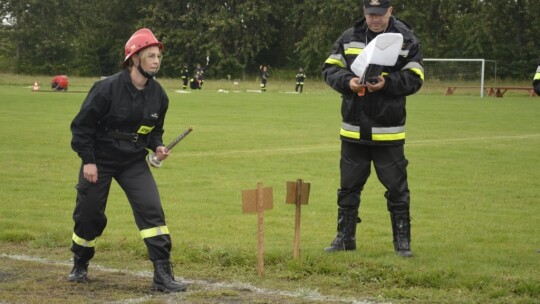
67, 255, 89, 282
325, 208, 361, 252
390, 210, 412, 257
152, 260, 188, 292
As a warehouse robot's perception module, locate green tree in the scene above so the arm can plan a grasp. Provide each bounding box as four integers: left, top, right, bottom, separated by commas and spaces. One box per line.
479, 0, 540, 79
4, 0, 79, 74
75, 0, 148, 76
0, 0, 148, 75
1, 0, 539, 79
294, 0, 362, 77
140, 0, 291, 79
394, 0, 451, 58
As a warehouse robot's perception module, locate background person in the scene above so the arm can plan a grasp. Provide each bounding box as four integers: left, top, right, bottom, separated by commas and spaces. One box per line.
194, 62, 207, 89
51, 75, 69, 91
68, 28, 187, 292
295, 67, 306, 93
322, 0, 424, 257
189, 75, 200, 89
534, 59, 540, 95
180, 63, 189, 90
260, 65, 269, 92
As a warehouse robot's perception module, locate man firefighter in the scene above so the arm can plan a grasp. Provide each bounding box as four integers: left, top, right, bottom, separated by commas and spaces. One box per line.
68, 28, 187, 292
180, 63, 189, 90
295, 67, 306, 93
322, 0, 424, 257
533, 59, 540, 96
260, 65, 269, 92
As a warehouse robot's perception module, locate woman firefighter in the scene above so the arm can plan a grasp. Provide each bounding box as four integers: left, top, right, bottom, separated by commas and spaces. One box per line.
68, 28, 187, 292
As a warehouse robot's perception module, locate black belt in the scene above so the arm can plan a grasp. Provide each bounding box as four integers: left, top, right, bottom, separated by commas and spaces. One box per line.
107, 130, 139, 142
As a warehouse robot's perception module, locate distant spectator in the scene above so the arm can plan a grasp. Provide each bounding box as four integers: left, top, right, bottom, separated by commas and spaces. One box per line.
534, 59, 540, 95
295, 67, 306, 93
189, 76, 199, 90
260, 65, 269, 92
194, 62, 207, 89
51, 75, 69, 91
180, 63, 189, 90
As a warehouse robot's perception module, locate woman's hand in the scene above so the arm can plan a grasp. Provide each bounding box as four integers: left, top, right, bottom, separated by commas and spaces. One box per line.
155, 146, 170, 161
83, 163, 98, 183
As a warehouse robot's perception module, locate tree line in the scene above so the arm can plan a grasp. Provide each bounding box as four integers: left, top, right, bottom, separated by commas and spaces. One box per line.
1, 0, 539, 80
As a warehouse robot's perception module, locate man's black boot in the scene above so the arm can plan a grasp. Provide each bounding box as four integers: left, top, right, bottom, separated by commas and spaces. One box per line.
67, 256, 89, 282
152, 260, 188, 292
390, 210, 412, 257
325, 208, 361, 252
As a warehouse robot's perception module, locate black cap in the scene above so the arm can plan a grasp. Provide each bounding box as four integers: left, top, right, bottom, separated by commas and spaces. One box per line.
364, 0, 391, 15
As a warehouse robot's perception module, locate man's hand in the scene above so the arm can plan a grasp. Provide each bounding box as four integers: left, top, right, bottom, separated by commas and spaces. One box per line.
366, 76, 385, 93
349, 76, 385, 94
83, 163, 98, 183
155, 146, 170, 161
349, 77, 366, 93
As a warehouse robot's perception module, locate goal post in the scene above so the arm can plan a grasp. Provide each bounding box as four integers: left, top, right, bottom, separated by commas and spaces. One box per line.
423, 58, 497, 97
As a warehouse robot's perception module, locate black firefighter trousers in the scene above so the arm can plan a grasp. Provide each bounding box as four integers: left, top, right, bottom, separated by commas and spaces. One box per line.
71, 159, 172, 262
337, 141, 410, 213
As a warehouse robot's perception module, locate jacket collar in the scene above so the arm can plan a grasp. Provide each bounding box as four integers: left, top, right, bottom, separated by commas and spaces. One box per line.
121, 68, 154, 98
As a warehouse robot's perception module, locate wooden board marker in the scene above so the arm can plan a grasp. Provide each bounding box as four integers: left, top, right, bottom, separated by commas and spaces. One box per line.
286, 179, 310, 259
242, 182, 273, 276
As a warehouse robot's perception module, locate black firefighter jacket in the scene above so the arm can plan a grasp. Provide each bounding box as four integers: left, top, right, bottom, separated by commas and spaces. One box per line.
71, 69, 168, 166
323, 16, 424, 146
534, 59, 540, 96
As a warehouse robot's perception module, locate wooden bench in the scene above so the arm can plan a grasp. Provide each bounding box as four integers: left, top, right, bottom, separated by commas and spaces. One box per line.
445, 86, 487, 96
487, 86, 538, 98
446, 86, 538, 97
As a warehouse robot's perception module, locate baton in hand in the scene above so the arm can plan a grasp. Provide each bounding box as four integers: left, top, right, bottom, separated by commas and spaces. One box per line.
147, 126, 193, 168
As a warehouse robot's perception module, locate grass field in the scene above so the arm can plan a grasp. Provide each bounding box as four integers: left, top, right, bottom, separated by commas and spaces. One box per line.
1, 74, 539, 303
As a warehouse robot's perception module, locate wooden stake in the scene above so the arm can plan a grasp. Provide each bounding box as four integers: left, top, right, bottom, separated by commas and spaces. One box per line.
293, 179, 302, 259
286, 179, 310, 259
256, 182, 264, 277
242, 184, 272, 276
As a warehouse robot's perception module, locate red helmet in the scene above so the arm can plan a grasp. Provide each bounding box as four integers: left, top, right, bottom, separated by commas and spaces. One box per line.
124, 28, 163, 64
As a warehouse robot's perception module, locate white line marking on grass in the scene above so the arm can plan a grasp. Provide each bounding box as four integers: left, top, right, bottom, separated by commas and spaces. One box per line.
107, 295, 157, 304
183, 145, 338, 157
407, 133, 540, 145
1, 253, 380, 304
182, 133, 540, 157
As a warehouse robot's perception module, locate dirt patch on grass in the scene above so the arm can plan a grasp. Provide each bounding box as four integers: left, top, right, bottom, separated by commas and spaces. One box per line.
0, 254, 363, 304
